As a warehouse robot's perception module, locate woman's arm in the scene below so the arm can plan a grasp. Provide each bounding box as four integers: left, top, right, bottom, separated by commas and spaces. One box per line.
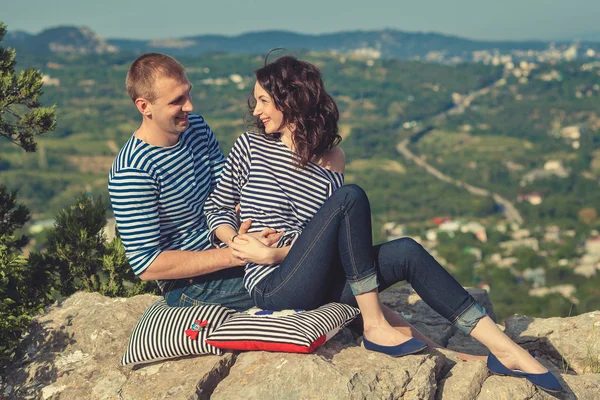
205, 133, 252, 245
213, 225, 239, 247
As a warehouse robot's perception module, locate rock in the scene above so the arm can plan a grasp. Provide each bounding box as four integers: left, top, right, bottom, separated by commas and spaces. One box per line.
478, 375, 536, 400
435, 360, 488, 400
504, 311, 600, 374
1, 291, 599, 399
119, 354, 236, 400
562, 373, 600, 400
2, 292, 233, 399
212, 340, 444, 400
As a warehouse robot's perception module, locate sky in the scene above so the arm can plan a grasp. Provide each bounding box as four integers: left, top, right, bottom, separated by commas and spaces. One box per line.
2, 0, 600, 41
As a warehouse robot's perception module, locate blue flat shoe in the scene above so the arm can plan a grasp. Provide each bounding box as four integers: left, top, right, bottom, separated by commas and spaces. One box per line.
487, 352, 563, 393
363, 336, 427, 357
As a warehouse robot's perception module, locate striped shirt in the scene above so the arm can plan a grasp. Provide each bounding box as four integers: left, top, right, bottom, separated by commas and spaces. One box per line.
108, 115, 225, 288
205, 131, 344, 294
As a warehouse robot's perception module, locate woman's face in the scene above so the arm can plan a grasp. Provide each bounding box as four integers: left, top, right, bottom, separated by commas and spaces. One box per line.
252, 81, 286, 135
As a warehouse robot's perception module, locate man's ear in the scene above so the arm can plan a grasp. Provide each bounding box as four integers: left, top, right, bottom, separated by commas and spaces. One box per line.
135, 98, 152, 116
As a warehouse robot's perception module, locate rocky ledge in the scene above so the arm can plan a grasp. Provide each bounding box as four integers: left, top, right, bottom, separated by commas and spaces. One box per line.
2, 287, 599, 399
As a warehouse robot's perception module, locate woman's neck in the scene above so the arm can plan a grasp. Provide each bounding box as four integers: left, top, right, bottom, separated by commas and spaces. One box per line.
279, 129, 295, 152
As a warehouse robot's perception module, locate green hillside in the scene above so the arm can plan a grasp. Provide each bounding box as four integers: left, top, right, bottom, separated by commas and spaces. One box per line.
3, 51, 600, 321
3, 52, 501, 220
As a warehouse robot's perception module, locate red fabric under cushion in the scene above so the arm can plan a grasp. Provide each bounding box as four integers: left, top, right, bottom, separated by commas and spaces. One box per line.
206, 334, 327, 354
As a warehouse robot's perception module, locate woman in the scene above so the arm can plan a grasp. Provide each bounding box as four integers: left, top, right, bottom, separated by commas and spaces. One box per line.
205, 55, 561, 392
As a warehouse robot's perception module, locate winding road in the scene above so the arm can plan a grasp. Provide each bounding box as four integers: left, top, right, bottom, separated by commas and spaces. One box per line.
396, 76, 524, 225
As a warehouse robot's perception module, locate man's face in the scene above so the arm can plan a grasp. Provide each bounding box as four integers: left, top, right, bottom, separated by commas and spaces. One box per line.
148, 75, 194, 138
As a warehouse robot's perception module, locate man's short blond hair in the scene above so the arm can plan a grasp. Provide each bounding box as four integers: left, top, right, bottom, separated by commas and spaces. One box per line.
126, 53, 187, 103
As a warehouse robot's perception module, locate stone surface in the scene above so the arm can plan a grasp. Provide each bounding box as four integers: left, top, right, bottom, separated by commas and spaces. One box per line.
1, 291, 599, 399
478, 375, 536, 400
435, 360, 488, 400
504, 311, 600, 374
212, 341, 444, 400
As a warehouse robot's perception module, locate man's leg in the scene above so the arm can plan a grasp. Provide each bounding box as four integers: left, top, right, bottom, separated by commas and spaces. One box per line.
164, 267, 254, 311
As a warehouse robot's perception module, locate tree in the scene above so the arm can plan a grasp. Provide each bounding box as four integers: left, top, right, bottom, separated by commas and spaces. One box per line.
578, 207, 597, 225
0, 22, 56, 367
41, 194, 108, 295
0, 22, 56, 151
29, 194, 159, 298
0, 187, 53, 365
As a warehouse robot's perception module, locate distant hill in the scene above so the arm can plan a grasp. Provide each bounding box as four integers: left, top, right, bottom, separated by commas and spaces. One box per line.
567, 32, 600, 42
5, 30, 32, 43
109, 29, 552, 58
4, 26, 118, 54
6, 25, 600, 62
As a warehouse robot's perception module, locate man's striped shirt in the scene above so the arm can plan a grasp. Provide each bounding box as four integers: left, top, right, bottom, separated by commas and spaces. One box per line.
108, 115, 225, 288
205, 131, 344, 294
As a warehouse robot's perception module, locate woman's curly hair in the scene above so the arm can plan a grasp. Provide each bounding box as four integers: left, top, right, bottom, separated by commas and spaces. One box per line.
249, 54, 341, 166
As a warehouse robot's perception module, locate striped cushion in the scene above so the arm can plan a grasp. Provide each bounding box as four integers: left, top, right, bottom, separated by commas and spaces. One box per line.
121, 299, 235, 365
205, 303, 360, 353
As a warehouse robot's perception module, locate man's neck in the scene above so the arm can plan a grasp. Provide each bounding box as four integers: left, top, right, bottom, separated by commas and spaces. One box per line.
135, 121, 180, 147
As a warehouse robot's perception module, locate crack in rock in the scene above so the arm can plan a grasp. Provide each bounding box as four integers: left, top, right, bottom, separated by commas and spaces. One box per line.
196, 353, 239, 400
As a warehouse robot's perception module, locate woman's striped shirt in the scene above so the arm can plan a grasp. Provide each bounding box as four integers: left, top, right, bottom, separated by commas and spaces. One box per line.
205, 131, 344, 294
108, 115, 225, 288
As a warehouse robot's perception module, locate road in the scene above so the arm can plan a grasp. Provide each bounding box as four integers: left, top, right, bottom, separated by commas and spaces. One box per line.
396, 76, 524, 225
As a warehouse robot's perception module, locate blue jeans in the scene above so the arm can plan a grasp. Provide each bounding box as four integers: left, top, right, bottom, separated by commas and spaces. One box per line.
163, 267, 253, 312
252, 184, 487, 334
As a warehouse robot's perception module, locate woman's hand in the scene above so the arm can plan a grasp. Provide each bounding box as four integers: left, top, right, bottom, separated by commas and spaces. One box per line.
230, 234, 287, 265
235, 220, 283, 247
247, 228, 283, 247
230, 234, 271, 264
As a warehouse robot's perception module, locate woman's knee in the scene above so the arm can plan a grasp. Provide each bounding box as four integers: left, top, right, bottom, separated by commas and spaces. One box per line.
392, 237, 430, 261
334, 184, 368, 205
393, 237, 420, 251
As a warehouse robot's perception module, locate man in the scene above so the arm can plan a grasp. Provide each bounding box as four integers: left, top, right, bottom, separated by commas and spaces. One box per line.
108, 53, 280, 310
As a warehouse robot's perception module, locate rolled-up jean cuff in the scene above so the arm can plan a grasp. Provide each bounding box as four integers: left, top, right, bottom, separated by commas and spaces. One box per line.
454, 302, 487, 334
349, 273, 379, 296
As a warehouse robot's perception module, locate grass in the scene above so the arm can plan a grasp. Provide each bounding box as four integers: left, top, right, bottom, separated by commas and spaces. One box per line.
583, 322, 600, 374
559, 303, 575, 373
557, 302, 600, 374
346, 158, 406, 174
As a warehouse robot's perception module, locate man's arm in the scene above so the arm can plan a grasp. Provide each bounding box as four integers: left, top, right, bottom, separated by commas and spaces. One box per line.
138, 218, 254, 280
138, 247, 242, 280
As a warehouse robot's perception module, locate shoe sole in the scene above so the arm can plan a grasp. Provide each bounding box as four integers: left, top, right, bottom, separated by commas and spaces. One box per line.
374, 345, 428, 357
361, 342, 428, 357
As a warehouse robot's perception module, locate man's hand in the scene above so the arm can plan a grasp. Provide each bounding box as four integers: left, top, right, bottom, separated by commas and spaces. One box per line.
237, 219, 283, 247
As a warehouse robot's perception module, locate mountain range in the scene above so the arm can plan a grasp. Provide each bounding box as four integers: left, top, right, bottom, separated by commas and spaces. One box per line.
5, 26, 600, 62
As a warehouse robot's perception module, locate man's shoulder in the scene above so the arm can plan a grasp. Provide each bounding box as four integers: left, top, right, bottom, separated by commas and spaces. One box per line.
186, 114, 210, 136
182, 114, 217, 148
188, 113, 206, 126
109, 135, 153, 178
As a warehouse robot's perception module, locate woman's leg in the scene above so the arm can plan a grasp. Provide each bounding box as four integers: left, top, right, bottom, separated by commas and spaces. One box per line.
332, 237, 547, 371
252, 184, 416, 347
469, 317, 547, 373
